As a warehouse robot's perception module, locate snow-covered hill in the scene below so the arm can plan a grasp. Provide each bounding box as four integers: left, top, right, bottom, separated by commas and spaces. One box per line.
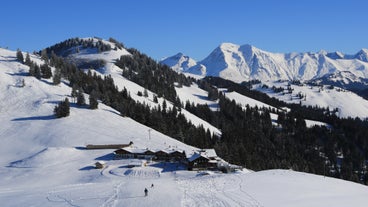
2, 45, 368, 206
55, 37, 221, 136
161, 43, 368, 87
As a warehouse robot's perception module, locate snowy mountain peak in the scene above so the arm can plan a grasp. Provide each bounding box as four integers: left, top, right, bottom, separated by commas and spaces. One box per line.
219, 42, 240, 51
318, 50, 328, 55
160, 52, 197, 73
326, 51, 345, 59
355, 48, 368, 62
174, 52, 184, 57
163, 43, 368, 86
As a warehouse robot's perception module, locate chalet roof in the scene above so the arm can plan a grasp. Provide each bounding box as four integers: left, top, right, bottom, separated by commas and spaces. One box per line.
119, 147, 147, 154
200, 149, 217, 158
188, 153, 209, 162
115, 146, 183, 154
187, 149, 218, 162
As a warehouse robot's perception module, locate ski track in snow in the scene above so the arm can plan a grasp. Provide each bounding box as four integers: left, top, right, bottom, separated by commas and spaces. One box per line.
177, 173, 263, 207
46, 183, 108, 207
101, 181, 125, 207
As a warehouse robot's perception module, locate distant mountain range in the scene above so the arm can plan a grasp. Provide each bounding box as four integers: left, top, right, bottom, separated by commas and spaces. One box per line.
161, 43, 368, 90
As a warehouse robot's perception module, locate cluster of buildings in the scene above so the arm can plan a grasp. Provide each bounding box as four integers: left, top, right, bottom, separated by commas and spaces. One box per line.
114, 146, 222, 171
88, 143, 241, 172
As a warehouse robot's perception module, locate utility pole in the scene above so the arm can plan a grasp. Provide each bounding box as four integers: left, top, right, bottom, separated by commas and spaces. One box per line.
148, 129, 151, 140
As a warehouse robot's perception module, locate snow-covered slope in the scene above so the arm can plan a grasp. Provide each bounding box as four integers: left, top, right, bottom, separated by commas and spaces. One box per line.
2, 47, 368, 206
0, 47, 197, 165
162, 43, 368, 86
175, 83, 219, 110
255, 81, 368, 119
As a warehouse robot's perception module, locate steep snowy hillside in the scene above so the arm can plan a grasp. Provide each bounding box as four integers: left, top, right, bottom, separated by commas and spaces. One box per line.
0, 47, 197, 165
162, 43, 368, 88
52, 37, 220, 135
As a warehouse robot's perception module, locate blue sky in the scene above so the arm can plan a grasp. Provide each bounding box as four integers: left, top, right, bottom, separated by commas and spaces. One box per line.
1, 0, 368, 60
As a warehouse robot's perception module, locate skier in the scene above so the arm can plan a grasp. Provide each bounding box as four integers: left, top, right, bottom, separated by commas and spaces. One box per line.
151, 183, 154, 188
144, 188, 148, 196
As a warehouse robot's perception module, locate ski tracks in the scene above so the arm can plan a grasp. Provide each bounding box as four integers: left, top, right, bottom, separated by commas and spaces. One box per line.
177, 173, 263, 207
225, 174, 264, 207
100, 181, 124, 207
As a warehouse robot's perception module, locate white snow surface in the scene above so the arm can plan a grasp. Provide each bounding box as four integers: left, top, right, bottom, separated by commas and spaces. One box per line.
2, 48, 368, 206
219, 88, 276, 110
255, 81, 368, 119
163, 43, 368, 84
175, 83, 219, 110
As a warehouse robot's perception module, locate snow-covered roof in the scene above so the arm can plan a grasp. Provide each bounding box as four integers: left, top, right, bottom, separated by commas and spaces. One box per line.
117, 146, 185, 155
199, 149, 217, 158
188, 153, 208, 162
187, 149, 218, 162
121, 147, 147, 154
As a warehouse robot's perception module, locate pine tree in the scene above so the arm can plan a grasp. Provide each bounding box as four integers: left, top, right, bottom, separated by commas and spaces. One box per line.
153, 95, 158, 103
29, 62, 35, 76
89, 90, 98, 109
77, 88, 86, 106
71, 85, 78, 103
25, 52, 31, 66
40, 49, 48, 63
16, 49, 24, 63
34, 64, 41, 79
54, 98, 70, 118
162, 100, 167, 113
53, 67, 61, 85
40, 64, 52, 79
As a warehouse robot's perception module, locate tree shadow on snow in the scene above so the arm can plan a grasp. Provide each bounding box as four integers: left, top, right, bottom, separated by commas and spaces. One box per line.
94, 153, 115, 161
79, 166, 95, 171
102, 108, 120, 116
12, 115, 55, 121
150, 162, 187, 173
75, 146, 87, 150
6, 72, 29, 77
193, 94, 210, 101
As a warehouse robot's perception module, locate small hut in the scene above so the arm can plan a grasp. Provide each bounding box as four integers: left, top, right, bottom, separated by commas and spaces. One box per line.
95, 161, 106, 169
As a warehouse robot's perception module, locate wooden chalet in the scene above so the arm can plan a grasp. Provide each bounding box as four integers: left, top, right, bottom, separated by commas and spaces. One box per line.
114, 147, 186, 162
187, 149, 220, 171
154, 150, 170, 161
113, 146, 231, 172
168, 150, 186, 161
114, 148, 155, 160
